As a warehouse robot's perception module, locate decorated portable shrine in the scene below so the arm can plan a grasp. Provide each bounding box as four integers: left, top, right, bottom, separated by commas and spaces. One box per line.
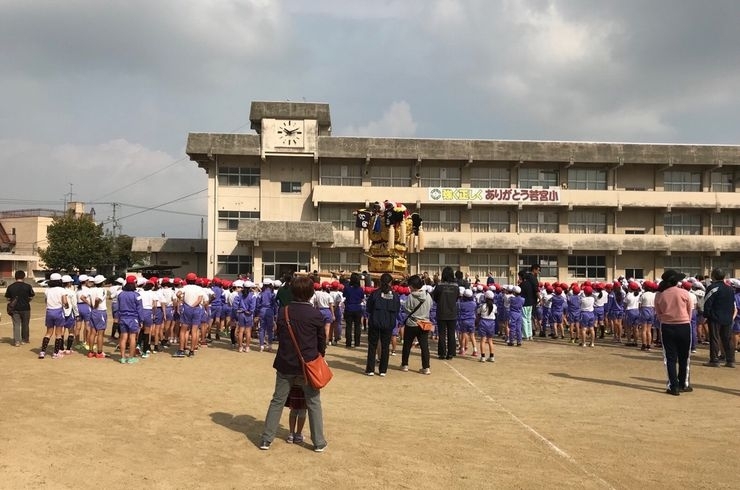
354, 201, 423, 277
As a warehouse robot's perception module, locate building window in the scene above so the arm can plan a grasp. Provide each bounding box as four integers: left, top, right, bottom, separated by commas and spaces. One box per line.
664, 213, 701, 235
709, 257, 733, 278
319, 206, 356, 231
568, 211, 607, 234
217, 255, 253, 277
470, 167, 510, 188
320, 163, 362, 186
370, 165, 412, 187
218, 210, 260, 231
419, 252, 460, 275
423, 207, 461, 232
664, 170, 701, 192
281, 181, 302, 193
624, 268, 644, 280
471, 209, 509, 233
663, 256, 702, 278
625, 229, 645, 235
518, 168, 559, 189
567, 168, 607, 190
469, 253, 509, 280
262, 250, 311, 279
711, 170, 735, 192
568, 255, 606, 279
217, 167, 260, 187
519, 210, 558, 233
319, 250, 361, 273
518, 255, 558, 278
711, 213, 733, 236
420, 166, 461, 187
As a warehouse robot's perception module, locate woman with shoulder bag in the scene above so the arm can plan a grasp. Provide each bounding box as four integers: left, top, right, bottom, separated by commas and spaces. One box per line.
401, 275, 432, 375
260, 276, 328, 452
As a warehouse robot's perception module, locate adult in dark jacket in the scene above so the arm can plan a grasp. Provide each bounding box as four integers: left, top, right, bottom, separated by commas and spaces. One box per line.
364, 273, 400, 376
343, 273, 365, 348
519, 267, 539, 340
260, 276, 328, 452
5, 270, 35, 346
702, 268, 737, 367
432, 266, 460, 359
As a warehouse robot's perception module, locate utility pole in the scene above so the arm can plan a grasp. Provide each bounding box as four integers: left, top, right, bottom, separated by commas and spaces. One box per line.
64, 183, 74, 212
110, 203, 122, 274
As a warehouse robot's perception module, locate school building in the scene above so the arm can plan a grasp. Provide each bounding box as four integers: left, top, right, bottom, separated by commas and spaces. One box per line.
186, 101, 740, 283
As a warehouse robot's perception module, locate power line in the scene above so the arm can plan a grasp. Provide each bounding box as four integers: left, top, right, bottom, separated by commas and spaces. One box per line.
97, 188, 207, 225
89, 119, 251, 202
90, 156, 190, 202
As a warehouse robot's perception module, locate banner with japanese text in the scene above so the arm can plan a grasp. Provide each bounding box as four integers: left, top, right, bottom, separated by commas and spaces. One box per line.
428, 187, 561, 203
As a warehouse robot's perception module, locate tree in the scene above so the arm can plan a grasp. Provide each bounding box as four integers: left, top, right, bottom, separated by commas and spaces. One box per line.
107, 234, 146, 273
38, 211, 111, 272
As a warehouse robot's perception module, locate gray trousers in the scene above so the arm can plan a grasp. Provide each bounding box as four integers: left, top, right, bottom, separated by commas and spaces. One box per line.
12, 310, 31, 343
261, 372, 326, 446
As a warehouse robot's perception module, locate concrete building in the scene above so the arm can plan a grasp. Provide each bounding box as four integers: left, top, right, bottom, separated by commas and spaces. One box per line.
186, 101, 740, 283
130, 237, 207, 277
0, 202, 98, 281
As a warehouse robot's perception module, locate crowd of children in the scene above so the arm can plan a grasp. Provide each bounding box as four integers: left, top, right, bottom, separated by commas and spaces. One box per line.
37, 269, 740, 365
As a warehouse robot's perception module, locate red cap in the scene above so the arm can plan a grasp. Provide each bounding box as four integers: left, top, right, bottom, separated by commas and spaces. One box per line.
173, 277, 183, 285
583, 285, 593, 295
628, 281, 640, 291
125, 275, 137, 284
572, 285, 581, 294
554, 286, 563, 295
185, 272, 197, 281
314, 282, 321, 290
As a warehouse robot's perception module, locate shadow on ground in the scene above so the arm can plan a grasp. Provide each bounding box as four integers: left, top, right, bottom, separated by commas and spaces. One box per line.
210, 412, 268, 448
549, 372, 661, 394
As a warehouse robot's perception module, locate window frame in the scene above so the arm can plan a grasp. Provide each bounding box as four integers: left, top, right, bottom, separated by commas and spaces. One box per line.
663, 170, 701, 192
568, 210, 607, 234
217, 166, 260, 187
470, 208, 510, 233
567, 168, 607, 190
519, 210, 559, 233
664, 212, 701, 235
218, 210, 260, 231
567, 255, 606, 280
518, 168, 559, 189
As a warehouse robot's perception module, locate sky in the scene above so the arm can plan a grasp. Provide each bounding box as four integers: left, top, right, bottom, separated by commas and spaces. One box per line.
2, 0, 739, 238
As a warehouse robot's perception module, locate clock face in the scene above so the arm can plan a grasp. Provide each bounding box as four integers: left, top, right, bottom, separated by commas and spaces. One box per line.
276, 120, 304, 147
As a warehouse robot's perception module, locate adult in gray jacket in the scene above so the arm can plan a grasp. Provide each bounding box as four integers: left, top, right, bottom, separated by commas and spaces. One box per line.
401, 275, 432, 374
432, 266, 459, 360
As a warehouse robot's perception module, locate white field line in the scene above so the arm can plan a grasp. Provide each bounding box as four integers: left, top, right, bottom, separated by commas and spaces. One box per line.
445, 362, 617, 490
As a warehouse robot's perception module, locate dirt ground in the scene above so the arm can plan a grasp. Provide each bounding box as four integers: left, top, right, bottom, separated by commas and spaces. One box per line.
0, 300, 738, 490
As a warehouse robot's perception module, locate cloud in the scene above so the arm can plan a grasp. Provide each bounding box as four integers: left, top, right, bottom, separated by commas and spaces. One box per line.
341, 101, 418, 137
1, 138, 207, 237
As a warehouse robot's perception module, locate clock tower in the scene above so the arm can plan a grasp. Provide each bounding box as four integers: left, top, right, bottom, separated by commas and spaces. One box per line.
249, 101, 331, 158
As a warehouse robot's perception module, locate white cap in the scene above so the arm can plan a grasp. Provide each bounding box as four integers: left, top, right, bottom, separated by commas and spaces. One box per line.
513, 286, 522, 294
115, 277, 126, 285
263, 278, 273, 285
136, 277, 147, 286
50, 273, 62, 281
484, 290, 494, 299
458, 286, 465, 296
463, 289, 473, 298
272, 280, 282, 288
61, 274, 73, 283
694, 289, 705, 297
93, 274, 106, 284
78, 274, 89, 282
233, 279, 244, 288
476, 285, 483, 291
731, 278, 740, 289
244, 281, 255, 288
